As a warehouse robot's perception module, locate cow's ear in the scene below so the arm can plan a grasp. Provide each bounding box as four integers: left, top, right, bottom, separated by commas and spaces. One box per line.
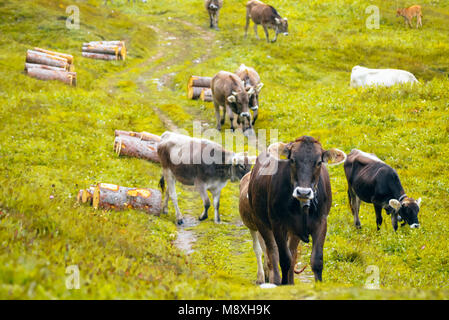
247, 86, 255, 96
416, 198, 422, 207
227, 95, 236, 103
275, 17, 281, 24
256, 82, 264, 92
389, 199, 402, 211
323, 148, 346, 165
284, 142, 294, 159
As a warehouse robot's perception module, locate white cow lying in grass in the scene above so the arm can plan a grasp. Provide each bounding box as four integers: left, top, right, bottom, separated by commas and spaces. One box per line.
350, 66, 418, 88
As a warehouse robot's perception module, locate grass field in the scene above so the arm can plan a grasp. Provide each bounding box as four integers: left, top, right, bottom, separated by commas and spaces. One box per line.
0, 0, 449, 299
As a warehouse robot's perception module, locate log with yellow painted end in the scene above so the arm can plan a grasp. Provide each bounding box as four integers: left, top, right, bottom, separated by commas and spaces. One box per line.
33, 47, 74, 65
188, 76, 211, 88
82, 40, 126, 60
200, 88, 213, 102
92, 183, 161, 216
114, 134, 160, 163
114, 130, 161, 142
77, 186, 95, 205
188, 86, 205, 100
26, 50, 69, 70
27, 68, 76, 86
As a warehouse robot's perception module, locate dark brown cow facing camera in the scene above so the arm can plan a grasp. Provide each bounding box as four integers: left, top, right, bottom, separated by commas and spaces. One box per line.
245, 0, 288, 43
247, 137, 346, 285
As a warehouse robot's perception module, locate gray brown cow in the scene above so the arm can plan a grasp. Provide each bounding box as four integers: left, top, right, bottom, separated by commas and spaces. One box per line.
235, 64, 263, 126
157, 131, 254, 225
344, 149, 421, 231
211, 71, 255, 136
248, 137, 346, 285
205, 0, 223, 30
245, 0, 288, 43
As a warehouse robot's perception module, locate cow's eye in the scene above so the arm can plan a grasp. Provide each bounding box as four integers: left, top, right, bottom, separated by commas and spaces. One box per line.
289, 158, 295, 164
316, 161, 322, 167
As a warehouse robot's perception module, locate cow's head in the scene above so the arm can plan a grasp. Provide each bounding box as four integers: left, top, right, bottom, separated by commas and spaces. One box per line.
389, 197, 421, 228
227, 76, 253, 135
285, 136, 346, 206
396, 8, 403, 17
245, 82, 263, 112
230, 152, 255, 182
209, 0, 220, 11
275, 17, 288, 35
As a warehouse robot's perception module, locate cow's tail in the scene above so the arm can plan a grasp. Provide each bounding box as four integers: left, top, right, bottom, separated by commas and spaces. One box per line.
159, 176, 165, 193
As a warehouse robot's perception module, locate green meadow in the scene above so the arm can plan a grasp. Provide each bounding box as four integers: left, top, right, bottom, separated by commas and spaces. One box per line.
0, 0, 448, 299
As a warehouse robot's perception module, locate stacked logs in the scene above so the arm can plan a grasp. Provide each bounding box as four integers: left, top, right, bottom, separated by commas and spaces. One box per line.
25, 48, 76, 86
77, 183, 161, 216
113, 130, 160, 163
82, 41, 127, 61
187, 76, 213, 102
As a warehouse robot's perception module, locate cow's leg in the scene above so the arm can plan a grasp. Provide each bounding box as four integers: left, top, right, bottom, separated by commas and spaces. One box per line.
310, 217, 327, 282
226, 105, 235, 132
257, 225, 281, 285
210, 182, 226, 223
196, 182, 210, 221
374, 204, 383, 231
253, 23, 260, 40
214, 103, 222, 131
250, 229, 265, 284
272, 28, 279, 43
214, 11, 219, 30
165, 169, 183, 225
209, 12, 214, 28
222, 105, 228, 126
245, 12, 250, 38
251, 108, 258, 126
272, 222, 291, 285
348, 188, 361, 228
287, 233, 300, 284
262, 25, 270, 42
257, 232, 270, 282
161, 175, 170, 214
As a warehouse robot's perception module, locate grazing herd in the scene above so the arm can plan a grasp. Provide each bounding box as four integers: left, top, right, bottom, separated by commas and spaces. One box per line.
152, 1, 426, 286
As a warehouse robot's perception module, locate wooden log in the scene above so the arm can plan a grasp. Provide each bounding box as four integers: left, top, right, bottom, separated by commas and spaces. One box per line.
26, 50, 69, 70
114, 130, 161, 142
83, 41, 126, 60
82, 45, 119, 56
200, 88, 213, 102
82, 52, 118, 61
114, 135, 160, 163
33, 47, 74, 65
77, 186, 95, 204
25, 63, 66, 72
27, 68, 74, 86
188, 76, 211, 88
188, 86, 204, 100
92, 183, 161, 216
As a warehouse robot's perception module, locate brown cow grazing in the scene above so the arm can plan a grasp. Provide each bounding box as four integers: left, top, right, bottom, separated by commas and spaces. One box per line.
245, 0, 288, 43
344, 149, 421, 231
157, 131, 254, 225
396, 5, 422, 28
235, 64, 263, 126
211, 71, 255, 136
205, 0, 223, 30
248, 137, 346, 285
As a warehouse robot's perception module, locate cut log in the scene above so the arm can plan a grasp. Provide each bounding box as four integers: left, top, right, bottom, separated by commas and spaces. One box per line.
188, 86, 204, 100
82, 41, 126, 60
82, 52, 118, 61
27, 68, 75, 86
82, 45, 119, 56
114, 130, 161, 142
188, 76, 211, 88
114, 135, 160, 163
33, 47, 74, 65
200, 88, 213, 102
25, 63, 66, 72
26, 50, 69, 70
92, 183, 161, 216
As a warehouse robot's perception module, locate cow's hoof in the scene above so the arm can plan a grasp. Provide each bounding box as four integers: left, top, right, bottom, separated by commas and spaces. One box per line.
214, 219, 221, 224
355, 223, 361, 229
162, 207, 168, 215
177, 219, 184, 225
198, 214, 208, 221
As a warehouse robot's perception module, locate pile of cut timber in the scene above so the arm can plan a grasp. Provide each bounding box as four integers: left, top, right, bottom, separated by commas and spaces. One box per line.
77, 183, 161, 216
82, 41, 127, 61
25, 48, 76, 86
187, 76, 213, 102
114, 130, 160, 163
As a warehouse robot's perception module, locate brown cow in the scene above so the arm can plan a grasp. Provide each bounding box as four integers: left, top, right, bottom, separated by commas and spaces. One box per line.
245, 0, 288, 43
248, 136, 346, 285
211, 71, 255, 136
205, 0, 223, 29
235, 64, 263, 126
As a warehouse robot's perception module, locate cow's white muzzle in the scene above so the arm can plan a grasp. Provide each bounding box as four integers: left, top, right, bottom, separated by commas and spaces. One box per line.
292, 187, 314, 200
283, 32, 289, 36
410, 223, 420, 229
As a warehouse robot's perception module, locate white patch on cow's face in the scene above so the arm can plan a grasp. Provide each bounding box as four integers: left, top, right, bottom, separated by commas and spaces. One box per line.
275, 17, 280, 24
292, 187, 314, 201
410, 223, 420, 228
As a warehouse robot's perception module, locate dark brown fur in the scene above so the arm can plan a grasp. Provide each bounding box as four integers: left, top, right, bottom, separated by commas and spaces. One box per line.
245, 0, 288, 42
